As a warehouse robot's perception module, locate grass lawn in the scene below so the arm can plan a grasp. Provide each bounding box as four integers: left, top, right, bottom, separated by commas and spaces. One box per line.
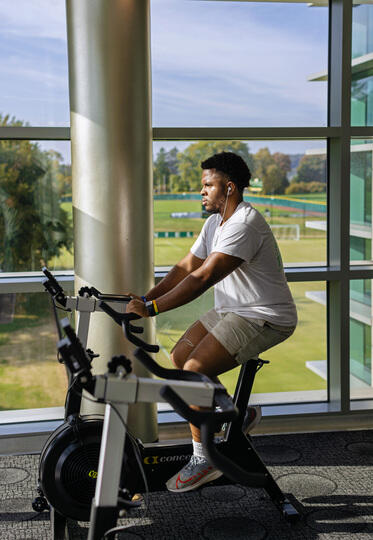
155, 236, 326, 267
0, 362, 67, 410
0, 280, 326, 409
0, 316, 68, 409
285, 193, 327, 202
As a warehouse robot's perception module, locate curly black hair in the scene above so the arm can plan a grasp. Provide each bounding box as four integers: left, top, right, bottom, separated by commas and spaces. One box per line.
201, 152, 251, 192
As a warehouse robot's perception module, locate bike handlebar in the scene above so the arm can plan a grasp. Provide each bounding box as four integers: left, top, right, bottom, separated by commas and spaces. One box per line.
57, 319, 94, 391
99, 301, 159, 353
200, 424, 268, 488
160, 385, 238, 430
160, 385, 268, 489
134, 347, 211, 383
42, 267, 158, 351
41, 266, 68, 308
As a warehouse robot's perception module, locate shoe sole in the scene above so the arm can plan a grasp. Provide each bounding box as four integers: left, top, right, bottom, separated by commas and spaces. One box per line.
166, 469, 223, 493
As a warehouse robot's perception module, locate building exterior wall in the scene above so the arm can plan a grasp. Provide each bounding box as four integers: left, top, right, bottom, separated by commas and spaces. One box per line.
350, 5, 373, 386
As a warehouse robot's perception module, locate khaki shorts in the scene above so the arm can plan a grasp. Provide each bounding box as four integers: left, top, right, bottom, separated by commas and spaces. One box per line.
199, 308, 296, 365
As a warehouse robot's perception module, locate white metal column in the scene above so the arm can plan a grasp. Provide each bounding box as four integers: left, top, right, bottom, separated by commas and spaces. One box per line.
65, 0, 157, 441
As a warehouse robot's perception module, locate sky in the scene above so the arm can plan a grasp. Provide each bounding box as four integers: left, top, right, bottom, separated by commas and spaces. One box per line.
0, 0, 330, 162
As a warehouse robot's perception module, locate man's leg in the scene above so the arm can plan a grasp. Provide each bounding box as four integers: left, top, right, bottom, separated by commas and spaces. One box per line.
182, 332, 237, 442
166, 332, 237, 492
170, 320, 209, 370
166, 316, 296, 492
171, 321, 225, 442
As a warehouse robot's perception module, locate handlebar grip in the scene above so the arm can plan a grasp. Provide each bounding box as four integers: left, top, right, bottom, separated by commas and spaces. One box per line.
41, 267, 67, 307
61, 319, 92, 371
99, 301, 123, 325
42, 266, 58, 283
134, 348, 211, 383
129, 324, 143, 334
123, 324, 159, 353
200, 424, 268, 488
99, 300, 141, 323
160, 385, 204, 426
99, 303, 143, 336
99, 301, 158, 352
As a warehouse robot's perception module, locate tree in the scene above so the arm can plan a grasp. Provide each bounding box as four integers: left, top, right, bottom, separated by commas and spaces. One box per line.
253, 148, 274, 180
177, 141, 254, 192
153, 147, 169, 193
54, 156, 72, 198
273, 152, 291, 175
153, 146, 180, 193
293, 155, 327, 184
0, 115, 73, 271
262, 164, 289, 195
253, 148, 290, 195
166, 147, 179, 176
285, 181, 326, 195
169, 173, 188, 193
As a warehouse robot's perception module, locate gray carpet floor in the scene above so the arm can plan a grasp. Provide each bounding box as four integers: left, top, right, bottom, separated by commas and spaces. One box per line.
2, 429, 373, 539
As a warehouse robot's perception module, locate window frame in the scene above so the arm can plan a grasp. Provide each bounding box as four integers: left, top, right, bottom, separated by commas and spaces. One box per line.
1, 0, 373, 436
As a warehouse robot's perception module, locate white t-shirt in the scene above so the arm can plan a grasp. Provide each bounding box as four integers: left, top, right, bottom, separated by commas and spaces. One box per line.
190, 201, 297, 327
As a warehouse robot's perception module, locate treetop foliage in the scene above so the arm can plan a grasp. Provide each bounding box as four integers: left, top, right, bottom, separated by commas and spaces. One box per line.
0, 114, 73, 272
154, 141, 292, 195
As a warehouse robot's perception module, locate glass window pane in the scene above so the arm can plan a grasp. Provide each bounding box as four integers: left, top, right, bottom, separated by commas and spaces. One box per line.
250, 281, 327, 404
151, 0, 328, 127
350, 279, 373, 400
0, 0, 70, 126
350, 138, 373, 264
0, 140, 73, 272
155, 282, 327, 404
0, 291, 70, 410
351, 3, 373, 126
153, 140, 327, 267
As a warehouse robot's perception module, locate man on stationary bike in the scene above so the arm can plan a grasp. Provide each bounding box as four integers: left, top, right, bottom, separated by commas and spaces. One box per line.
126, 151, 297, 493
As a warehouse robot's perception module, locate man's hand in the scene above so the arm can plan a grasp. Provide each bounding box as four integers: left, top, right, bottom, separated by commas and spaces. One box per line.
126, 298, 149, 318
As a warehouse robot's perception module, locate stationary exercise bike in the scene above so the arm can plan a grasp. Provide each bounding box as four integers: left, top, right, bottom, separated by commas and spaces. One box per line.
57, 317, 268, 540
33, 269, 300, 539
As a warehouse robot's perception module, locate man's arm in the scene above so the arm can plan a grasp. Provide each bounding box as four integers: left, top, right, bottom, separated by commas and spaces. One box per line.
126, 252, 242, 317
144, 252, 205, 300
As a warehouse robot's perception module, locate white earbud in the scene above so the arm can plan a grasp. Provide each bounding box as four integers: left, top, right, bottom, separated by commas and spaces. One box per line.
227, 186, 232, 194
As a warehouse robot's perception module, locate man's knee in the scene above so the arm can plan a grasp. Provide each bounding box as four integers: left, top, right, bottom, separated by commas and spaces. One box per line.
170, 348, 186, 370
171, 333, 199, 369
183, 358, 204, 374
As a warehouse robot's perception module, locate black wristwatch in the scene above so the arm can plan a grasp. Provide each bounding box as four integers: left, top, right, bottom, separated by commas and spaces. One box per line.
145, 300, 157, 317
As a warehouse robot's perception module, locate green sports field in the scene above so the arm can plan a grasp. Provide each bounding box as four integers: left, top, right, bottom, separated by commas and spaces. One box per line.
0, 197, 327, 409
153, 199, 326, 266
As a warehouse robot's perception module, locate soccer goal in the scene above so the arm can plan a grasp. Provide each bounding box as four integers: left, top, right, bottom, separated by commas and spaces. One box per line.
270, 224, 300, 241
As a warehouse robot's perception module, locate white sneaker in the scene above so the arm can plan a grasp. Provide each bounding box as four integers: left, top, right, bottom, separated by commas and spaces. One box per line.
166, 455, 222, 493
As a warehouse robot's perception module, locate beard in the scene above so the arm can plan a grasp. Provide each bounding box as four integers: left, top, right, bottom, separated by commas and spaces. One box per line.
202, 199, 221, 214
204, 206, 219, 214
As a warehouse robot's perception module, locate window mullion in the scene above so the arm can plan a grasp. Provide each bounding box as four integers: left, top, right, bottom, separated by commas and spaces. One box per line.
328, 0, 353, 412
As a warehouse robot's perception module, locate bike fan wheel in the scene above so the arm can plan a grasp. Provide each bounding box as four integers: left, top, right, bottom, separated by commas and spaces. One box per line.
39, 416, 103, 521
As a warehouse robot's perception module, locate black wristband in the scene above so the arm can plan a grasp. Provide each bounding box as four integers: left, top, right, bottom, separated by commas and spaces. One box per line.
145, 300, 156, 317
